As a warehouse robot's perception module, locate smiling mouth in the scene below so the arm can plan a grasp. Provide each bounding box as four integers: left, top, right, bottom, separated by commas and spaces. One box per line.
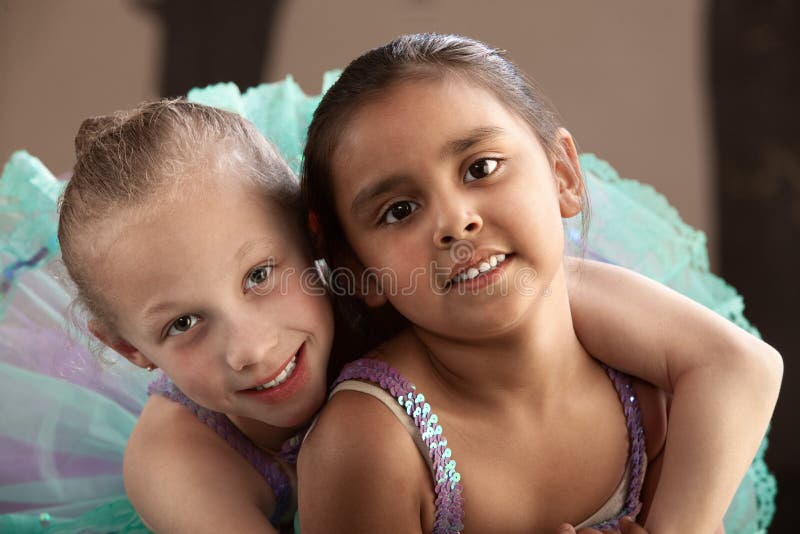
446, 253, 511, 287
252, 346, 301, 391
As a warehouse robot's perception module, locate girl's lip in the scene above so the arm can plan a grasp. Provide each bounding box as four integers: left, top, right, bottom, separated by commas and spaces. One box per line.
250, 350, 299, 389
446, 254, 513, 292
240, 343, 309, 404
448, 251, 511, 280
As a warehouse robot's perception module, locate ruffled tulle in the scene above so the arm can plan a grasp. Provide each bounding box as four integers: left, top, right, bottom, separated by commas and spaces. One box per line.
0, 152, 152, 532
186, 71, 340, 176
0, 73, 775, 533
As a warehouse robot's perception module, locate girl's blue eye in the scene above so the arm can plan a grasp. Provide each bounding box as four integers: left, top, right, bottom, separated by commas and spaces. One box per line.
244, 265, 273, 291
382, 200, 419, 224
167, 314, 200, 337
464, 158, 499, 183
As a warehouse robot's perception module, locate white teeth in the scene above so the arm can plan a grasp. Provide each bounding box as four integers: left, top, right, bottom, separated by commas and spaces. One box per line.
450, 253, 509, 285
255, 356, 297, 391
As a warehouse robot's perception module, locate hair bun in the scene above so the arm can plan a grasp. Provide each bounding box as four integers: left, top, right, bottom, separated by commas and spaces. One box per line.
74, 115, 120, 159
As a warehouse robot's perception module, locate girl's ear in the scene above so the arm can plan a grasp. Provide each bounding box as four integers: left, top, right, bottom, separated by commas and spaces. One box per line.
553, 128, 583, 218
88, 319, 155, 370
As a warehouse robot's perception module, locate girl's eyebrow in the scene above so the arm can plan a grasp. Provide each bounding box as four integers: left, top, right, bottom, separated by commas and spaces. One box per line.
141, 300, 180, 326
350, 126, 506, 216
442, 126, 506, 158
351, 174, 408, 215
235, 237, 276, 263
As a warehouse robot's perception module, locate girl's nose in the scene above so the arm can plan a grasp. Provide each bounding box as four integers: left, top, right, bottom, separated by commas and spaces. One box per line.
225, 322, 280, 371
433, 206, 483, 248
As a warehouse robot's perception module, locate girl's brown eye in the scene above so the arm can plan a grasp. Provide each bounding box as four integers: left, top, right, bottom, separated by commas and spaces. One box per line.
174, 316, 192, 330
167, 314, 199, 337
383, 200, 419, 224
464, 158, 499, 182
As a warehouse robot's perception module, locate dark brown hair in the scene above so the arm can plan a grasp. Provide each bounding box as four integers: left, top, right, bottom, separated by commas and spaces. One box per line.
301, 33, 589, 346
58, 99, 299, 331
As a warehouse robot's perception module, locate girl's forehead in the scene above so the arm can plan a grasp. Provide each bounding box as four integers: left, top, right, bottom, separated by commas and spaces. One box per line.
341, 77, 522, 146
333, 78, 534, 177
97, 181, 294, 268
87, 184, 301, 319
361, 76, 492, 115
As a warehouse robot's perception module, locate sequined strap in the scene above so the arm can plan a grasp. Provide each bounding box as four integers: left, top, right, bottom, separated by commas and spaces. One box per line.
589, 366, 647, 530
147, 374, 295, 526
335, 358, 464, 533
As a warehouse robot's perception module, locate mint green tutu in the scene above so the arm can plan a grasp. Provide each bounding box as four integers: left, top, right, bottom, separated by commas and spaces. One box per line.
0, 73, 776, 533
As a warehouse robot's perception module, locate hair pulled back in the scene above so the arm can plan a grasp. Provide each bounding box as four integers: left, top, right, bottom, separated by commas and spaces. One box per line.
59, 99, 298, 329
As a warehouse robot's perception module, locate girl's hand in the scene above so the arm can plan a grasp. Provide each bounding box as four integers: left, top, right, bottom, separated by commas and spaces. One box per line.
557, 516, 648, 534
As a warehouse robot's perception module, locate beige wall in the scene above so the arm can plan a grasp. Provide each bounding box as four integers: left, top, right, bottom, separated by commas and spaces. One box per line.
0, 0, 715, 258
0, 0, 160, 174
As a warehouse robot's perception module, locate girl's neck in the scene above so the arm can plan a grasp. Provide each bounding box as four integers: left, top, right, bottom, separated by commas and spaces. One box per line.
412, 268, 593, 408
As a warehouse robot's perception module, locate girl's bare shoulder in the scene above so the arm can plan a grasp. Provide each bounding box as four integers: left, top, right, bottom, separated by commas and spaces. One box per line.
298, 375, 431, 533
125, 395, 278, 533
301, 348, 427, 474
126, 394, 238, 459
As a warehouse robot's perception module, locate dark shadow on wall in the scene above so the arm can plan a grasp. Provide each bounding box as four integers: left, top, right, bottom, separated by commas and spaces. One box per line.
137, 0, 284, 97
710, 1, 799, 531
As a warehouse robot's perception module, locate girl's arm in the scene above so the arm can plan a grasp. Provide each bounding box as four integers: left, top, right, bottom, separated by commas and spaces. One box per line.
124, 396, 280, 534
566, 258, 782, 534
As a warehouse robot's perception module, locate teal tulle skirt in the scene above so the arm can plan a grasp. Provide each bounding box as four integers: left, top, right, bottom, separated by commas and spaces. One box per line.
0, 73, 776, 533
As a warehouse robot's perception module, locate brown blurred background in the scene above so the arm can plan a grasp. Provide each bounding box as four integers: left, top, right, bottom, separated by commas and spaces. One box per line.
0, 0, 796, 530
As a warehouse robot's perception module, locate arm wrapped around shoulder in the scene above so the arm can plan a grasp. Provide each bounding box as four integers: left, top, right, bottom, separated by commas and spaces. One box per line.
566, 258, 782, 534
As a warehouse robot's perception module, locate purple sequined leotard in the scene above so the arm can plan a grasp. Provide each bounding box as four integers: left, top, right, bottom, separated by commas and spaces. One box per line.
331, 358, 647, 533
148, 374, 300, 527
